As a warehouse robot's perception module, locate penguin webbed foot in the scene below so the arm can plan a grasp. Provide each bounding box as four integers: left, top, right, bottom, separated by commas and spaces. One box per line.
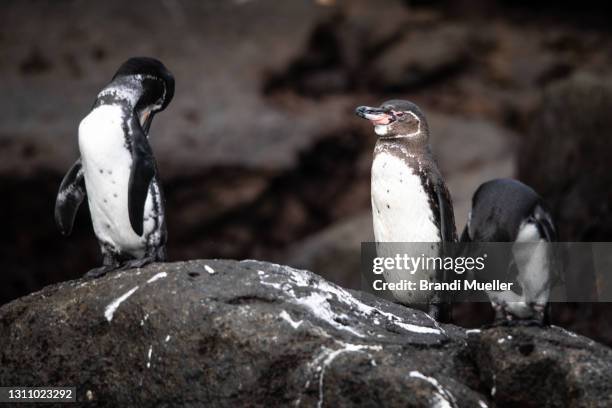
84, 265, 120, 279
119, 256, 155, 270
84, 257, 156, 279
510, 318, 546, 328
487, 319, 518, 328
485, 317, 546, 329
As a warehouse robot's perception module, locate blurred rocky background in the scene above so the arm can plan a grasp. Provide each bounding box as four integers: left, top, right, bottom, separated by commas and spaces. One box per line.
1, 0, 611, 344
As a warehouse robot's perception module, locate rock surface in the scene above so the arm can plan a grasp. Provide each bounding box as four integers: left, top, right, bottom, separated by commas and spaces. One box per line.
1, 260, 610, 407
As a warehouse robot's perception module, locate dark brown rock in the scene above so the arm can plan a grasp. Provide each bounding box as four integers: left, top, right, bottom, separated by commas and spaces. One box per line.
518, 74, 612, 241
368, 25, 473, 92
0, 0, 345, 177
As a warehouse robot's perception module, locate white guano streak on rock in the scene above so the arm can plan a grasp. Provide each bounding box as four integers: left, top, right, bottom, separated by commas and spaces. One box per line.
295, 341, 382, 407
147, 272, 168, 284
104, 286, 139, 322
551, 325, 578, 338
147, 345, 153, 368
423, 312, 447, 336
255, 263, 441, 337
105, 272, 168, 323
408, 371, 457, 408
258, 270, 287, 292
316, 342, 383, 408
291, 268, 441, 335
298, 292, 364, 337
280, 310, 303, 329
204, 265, 216, 274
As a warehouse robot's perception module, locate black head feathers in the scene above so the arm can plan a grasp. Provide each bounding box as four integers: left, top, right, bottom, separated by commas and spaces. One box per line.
113, 57, 175, 111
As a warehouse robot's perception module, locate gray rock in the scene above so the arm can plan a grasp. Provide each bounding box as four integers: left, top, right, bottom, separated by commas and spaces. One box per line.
1, 260, 610, 407
469, 325, 612, 408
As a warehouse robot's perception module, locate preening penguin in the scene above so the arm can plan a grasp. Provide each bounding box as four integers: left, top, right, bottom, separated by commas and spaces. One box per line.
461, 178, 557, 324
55, 57, 175, 278
356, 100, 457, 321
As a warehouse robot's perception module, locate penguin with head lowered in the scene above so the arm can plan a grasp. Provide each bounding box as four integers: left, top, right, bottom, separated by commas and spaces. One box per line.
356, 100, 457, 322
461, 178, 557, 324
55, 57, 175, 278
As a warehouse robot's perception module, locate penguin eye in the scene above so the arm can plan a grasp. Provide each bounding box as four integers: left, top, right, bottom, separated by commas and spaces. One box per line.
394, 111, 406, 120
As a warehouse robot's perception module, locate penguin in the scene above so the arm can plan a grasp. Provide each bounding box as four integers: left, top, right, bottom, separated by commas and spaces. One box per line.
54, 57, 175, 278
356, 100, 457, 321
460, 178, 557, 324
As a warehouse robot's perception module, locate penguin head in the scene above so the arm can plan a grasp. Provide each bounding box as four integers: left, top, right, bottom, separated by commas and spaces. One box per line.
355, 100, 428, 141
464, 178, 554, 242
112, 57, 175, 133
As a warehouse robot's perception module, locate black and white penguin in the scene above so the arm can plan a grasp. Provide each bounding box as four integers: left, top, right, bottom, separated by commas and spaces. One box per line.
356, 100, 457, 321
461, 178, 557, 323
55, 57, 175, 278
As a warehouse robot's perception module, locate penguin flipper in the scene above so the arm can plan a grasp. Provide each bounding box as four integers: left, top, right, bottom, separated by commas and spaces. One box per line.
532, 204, 557, 242
55, 159, 86, 236
532, 203, 563, 288
128, 120, 156, 236
434, 180, 458, 320
459, 226, 471, 242
436, 181, 458, 243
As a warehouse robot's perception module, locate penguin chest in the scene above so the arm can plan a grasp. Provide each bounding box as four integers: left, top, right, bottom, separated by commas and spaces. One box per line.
512, 222, 551, 304
371, 152, 440, 304
78, 106, 157, 256
487, 222, 551, 318
371, 152, 440, 243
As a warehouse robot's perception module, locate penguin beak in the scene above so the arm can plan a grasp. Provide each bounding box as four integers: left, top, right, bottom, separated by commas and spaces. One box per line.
355, 106, 394, 125
139, 110, 154, 134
